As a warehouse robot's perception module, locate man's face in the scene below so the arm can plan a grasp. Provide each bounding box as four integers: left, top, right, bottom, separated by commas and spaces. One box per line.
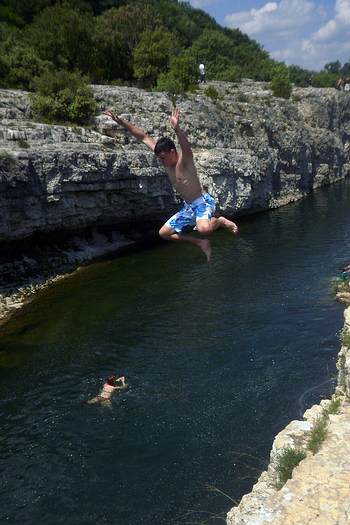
156, 149, 177, 167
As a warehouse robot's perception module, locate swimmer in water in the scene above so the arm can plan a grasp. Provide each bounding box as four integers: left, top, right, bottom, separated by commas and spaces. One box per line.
86, 375, 127, 406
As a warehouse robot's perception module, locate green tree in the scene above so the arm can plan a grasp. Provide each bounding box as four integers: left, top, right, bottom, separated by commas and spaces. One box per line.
341, 61, 350, 76
269, 62, 289, 79
93, 2, 161, 81
288, 65, 312, 87
190, 29, 235, 78
93, 18, 131, 81
0, 5, 26, 27
98, 3, 161, 53
0, 0, 54, 25
27, 5, 95, 75
312, 71, 338, 87
216, 65, 241, 82
325, 60, 341, 74
133, 28, 177, 86
231, 40, 271, 80
189, 28, 271, 81
0, 54, 10, 87
0, 44, 51, 90
156, 53, 197, 93
154, 0, 218, 47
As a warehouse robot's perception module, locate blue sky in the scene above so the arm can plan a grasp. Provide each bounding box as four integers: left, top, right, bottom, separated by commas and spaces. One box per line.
188, 1, 350, 70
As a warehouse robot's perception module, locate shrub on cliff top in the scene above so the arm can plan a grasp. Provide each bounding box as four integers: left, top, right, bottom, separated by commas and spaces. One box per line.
307, 415, 328, 454
204, 85, 220, 101
275, 447, 306, 489
324, 396, 341, 415
30, 70, 96, 125
270, 75, 292, 99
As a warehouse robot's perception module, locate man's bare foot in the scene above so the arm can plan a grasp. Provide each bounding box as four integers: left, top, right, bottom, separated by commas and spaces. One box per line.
219, 216, 238, 234
198, 238, 212, 263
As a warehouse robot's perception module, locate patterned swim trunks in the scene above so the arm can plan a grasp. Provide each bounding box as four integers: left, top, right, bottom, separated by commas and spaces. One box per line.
166, 193, 216, 233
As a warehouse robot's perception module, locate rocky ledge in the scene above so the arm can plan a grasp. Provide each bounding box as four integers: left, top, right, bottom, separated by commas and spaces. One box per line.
1, 80, 350, 323
227, 298, 350, 525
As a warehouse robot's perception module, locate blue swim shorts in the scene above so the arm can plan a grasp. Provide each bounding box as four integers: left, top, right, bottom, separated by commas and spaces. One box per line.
166, 193, 216, 233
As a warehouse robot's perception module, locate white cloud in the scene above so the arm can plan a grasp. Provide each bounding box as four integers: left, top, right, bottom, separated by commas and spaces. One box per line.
223, 0, 350, 69
298, 0, 350, 67
313, 19, 337, 42
312, 0, 350, 42
224, 0, 316, 39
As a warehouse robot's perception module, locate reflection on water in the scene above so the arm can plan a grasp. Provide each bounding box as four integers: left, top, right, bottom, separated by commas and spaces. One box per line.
1, 180, 350, 524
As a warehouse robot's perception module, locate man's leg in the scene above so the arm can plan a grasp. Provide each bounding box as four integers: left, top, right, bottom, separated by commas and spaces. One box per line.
196, 216, 238, 235
159, 223, 212, 262
213, 216, 239, 234
195, 194, 238, 235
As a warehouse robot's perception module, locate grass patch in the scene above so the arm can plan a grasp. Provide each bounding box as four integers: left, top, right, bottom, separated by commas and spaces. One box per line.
325, 397, 341, 415
340, 329, 350, 347
275, 447, 306, 489
204, 85, 220, 102
307, 416, 328, 454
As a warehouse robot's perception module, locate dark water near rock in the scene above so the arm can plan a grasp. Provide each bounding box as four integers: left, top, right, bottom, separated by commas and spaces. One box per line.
1, 180, 350, 525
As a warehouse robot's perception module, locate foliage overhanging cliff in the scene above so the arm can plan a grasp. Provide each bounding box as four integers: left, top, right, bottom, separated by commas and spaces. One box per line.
0, 0, 310, 91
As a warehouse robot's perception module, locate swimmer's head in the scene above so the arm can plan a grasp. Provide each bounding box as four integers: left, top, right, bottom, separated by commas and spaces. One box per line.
106, 375, 117, 386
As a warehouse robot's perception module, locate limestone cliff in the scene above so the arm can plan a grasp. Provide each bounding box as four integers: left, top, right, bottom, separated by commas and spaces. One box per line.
1, 80, 350, 321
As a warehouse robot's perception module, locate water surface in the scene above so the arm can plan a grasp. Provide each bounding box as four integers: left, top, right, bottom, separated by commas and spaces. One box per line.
1, 180, 350, 524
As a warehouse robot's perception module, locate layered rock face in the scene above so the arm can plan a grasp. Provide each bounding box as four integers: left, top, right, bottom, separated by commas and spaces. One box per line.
1, 81, 350, 245
1, 81, 350, 319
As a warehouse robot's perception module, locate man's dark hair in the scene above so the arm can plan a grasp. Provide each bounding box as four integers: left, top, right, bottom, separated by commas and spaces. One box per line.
154, 137, 176, 155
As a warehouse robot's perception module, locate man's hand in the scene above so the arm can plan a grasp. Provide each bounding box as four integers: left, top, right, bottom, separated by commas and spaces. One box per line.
103, 109, 122, 125
169, 107, 180, 131
169, 106, 192, 157
103, 111, 156, 151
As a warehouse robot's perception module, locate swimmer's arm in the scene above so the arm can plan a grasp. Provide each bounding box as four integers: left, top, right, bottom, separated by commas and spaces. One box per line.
169, 107, 193, 160
103, 110, 156, 152
115, 376, 127, 389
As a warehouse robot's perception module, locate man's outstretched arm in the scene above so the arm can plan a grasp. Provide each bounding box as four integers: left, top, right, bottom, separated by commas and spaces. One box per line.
169, 107, 193, 160
104, 110, 156, 152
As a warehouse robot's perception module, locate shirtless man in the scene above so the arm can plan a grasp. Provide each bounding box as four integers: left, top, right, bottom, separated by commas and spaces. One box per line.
104, 107, 238, 262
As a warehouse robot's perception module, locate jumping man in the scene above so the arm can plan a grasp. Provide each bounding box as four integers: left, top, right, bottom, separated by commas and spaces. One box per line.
104, 107, 238, 262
